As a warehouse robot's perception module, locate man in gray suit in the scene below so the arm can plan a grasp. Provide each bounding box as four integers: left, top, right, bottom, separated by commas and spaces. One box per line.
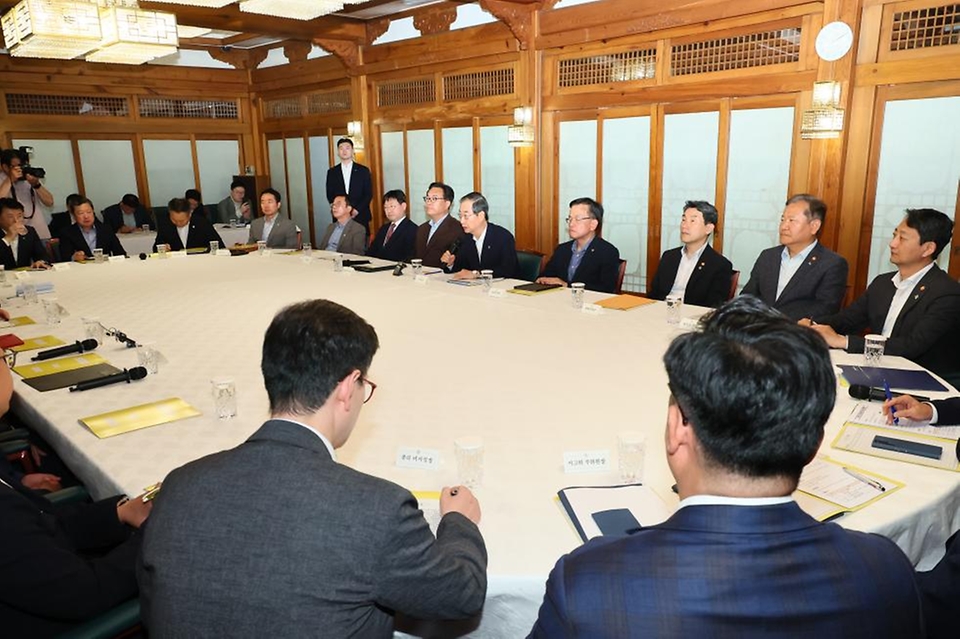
740, 194, 848, 321
247, 188, 299, 249
138, 299, 487, 637
318, 194, 367, 255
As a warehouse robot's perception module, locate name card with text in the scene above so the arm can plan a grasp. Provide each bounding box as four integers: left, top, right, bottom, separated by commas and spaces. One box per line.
396, 447, 441, 470
563, 450, 611, 474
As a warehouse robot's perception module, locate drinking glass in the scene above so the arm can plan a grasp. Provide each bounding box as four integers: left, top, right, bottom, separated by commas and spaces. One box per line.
571, 282, 585, 309
212, 378, 237, 419
454, 436, 484, 489
618, 431, 647, 483
665, 295, 683, 325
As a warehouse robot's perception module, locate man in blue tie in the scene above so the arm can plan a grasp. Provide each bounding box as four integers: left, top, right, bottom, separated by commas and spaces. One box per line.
529, 296, 923, 638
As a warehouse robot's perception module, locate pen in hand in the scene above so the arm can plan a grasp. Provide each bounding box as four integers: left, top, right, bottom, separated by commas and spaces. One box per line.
883, 379, 899, 425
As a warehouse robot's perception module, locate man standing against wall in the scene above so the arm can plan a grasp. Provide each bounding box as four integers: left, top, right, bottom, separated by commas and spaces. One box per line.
326, 138, 373, 235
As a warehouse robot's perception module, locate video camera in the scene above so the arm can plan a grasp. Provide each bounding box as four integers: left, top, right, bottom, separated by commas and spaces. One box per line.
13, 146, 45, 180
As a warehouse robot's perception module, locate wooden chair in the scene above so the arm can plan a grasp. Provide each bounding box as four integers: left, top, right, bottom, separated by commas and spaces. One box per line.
515, 249, 545, 281
615, 259, 627, 294
728, 270, 741, 301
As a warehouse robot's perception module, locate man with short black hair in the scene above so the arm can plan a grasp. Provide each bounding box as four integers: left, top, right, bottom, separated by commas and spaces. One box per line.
0, 198, 50, 269
248, 188, 298, 249
537, 197, 620, 293
326, 138, 373, 234
217, 180, 252, 225
806, 208, 960, 379
648, 200, 733, 307
139, 299, 487, 637
367, 189, 417, 262
153, 198, 224, 253
741, 194, 848, 320
440, 191, 517, 279
102, 194, 153, 234
318, 194, 366, 255
530, 296, 923, 638
414, 182, 464, 268
57, 197, 127, 262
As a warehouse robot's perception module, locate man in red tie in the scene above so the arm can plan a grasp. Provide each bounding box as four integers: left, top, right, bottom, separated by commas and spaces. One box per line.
367, 190, 417, 263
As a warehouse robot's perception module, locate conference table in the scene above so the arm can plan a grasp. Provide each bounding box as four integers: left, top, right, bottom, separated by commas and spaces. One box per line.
117, 226, 251, 256
5, 251, 959, 637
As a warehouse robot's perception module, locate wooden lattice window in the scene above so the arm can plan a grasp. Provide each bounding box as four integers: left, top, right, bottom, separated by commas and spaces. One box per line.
558, 49, 657, 88
376, 78, 436, 108
442, 68, 515, 101
306, 89, 351, 114
5, 93, 128, 116
264, 97, 302, 119
671, 27, 801, 76
139, 98, 238, 120
891, 3, 960, 50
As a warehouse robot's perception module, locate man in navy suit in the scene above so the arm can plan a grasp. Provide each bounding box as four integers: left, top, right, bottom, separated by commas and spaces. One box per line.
440, 191, 517, 279
806, 208, 959, 380
740, 194, 848, 320
57, 197, 127, 262
326, 138, 373, 234
153, 198, 224, 253
101, 193, 153, 233
537, 197, 620, 293
530, 296, 923, 638
0, 198, 50, 269
648, 200, 733, 307
367, 190, 417, 262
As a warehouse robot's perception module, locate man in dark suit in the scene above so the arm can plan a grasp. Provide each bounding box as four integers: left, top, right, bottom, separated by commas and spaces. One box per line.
807, 208, 959, 380
415, 182, 464, 268
326, 138, 373, 234
153, 198, 225, 253
0, 198, 50, 269
440, 191, 517, 279
884, 395, 960, 426
101, 193, 153, 233
916, 529, 960, 638
530, 296, 923, 638
138, 299, 488, 637
57, 197, 126, 262
537, 197, 620, 293
740, 194, 848, 320
367, 189, 417, 262
648, 200, 733, 307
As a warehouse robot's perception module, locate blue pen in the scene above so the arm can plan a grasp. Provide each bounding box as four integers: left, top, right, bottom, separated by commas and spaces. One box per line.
883, 379, 899, 425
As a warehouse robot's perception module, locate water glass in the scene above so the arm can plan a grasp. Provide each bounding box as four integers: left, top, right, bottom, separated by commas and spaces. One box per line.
256, 240, 267, 255
42, 297, 62, 325
411, 258, 423, 277
157, 244, 169, 259
480, 269, 493, 292
82, 317, 105, 345
209, 240, 219, 254
136, 343, 160, 375
212, 378, 237, 419
665, 295, 683, 325
571, 282, 586, 309
22, 282, 37, 304
141, 224, 150, 233
454, 436, 484, 489
93, 248, 105, 264
864, 334, 886, 366
0, 264, 5, 284
302, 243, 312, 258
618, 431, 647, 483
333, 253, 344, 272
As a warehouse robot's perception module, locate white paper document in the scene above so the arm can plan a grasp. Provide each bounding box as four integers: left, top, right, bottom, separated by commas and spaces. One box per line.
797, 457, 896, 509
846, 401, 960, 439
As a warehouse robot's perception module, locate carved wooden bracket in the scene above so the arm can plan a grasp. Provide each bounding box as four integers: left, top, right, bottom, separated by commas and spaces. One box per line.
365, 17, 391, 46
413, 5, 457, 36
314, 38, 360, 74
479, 0, 556, 50
208, 46, 269, 70
282, 40, 313, 64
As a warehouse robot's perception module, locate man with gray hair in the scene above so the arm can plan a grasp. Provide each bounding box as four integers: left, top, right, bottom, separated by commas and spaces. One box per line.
440, 191, 518, 279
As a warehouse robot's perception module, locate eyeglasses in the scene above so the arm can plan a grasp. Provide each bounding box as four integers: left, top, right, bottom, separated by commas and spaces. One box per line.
423, 196, 445, 203
457, 212, 476, 220
2, 349, 17, 369
360, 376, 377, 404
565, 216, 593, 225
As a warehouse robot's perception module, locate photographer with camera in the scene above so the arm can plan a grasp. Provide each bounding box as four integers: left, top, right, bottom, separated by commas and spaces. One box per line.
0, 148, 54, 240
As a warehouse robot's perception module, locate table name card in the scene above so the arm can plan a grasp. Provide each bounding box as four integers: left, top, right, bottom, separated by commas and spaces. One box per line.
108, 255, 124, 263
261, 250, 273, 258
15, 272, 30, 281
563, 450, 611, 473
170, 251, 188, 259
53, 263, 70, 272
488, 288, 505, 298
216, 249, 232, 257
581, 303, 603, 315
300, 255, 313, 264
396, 447, 441, 470
414, 274, 429, 285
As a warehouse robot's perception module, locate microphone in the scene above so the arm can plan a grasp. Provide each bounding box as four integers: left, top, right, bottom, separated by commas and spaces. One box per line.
32, 339, 99, 361
849, 384, 930, 404
139, 252, 148, 261
69, 367, 147, 392
448, 237, 462, 255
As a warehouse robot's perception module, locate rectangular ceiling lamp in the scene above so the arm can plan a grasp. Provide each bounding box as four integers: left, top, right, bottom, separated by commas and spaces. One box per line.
1, 0, 101, 59
239, 0, 344, 21
86, 7, 178, 65
144, 0, 233, 7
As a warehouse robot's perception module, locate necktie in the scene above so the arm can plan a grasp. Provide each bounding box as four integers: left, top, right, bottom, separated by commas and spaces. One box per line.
384, 223, 396, 245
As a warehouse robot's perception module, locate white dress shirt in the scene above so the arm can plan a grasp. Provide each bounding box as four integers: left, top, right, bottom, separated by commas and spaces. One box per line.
340, 161, 353, 194
176, 224, 190, 249
261, 216, 277, 242
473, 226, 488, 263
669, 242, 709, 298
678, 494, 794, 509
880, 262, 934, 337
777, 240, 818, 300
3, 235, 20, 261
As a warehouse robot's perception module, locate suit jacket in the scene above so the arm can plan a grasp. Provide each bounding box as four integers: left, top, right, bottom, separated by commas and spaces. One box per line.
216, 196, 252, 225
101, 203, 153, 233
740, 242, 848, 320
0, 483, 140, 638
540, 237, 621, 294
529, 502, 923, 638
817, 264, 960, 379
138, 420, 487, 638
153, 215, 225, 252
932, 397, 960, 426
917, 530, 960, 639
367, 217, 417, 262
0, 226, 49, 269
415, 215, 465, 269
57, 221, 127, 262
648, 243, 733, 307
326, 162, 373, 231
248, 215, 299, 249
318, 218, 367, 256
449, 223, 518, 278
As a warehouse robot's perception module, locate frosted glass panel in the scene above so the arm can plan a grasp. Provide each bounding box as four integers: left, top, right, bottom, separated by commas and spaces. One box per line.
77, 140, 138, 215
724, 107, 794, 283
602, 117, 650, 293
267, 139, 287, 207
661, 112, 718, 255
407, 129, 436, 223
871, 96, 960, 281
558, 120, 598, 243
381, 131, 406, 196
196, 140, 240, 206
309, 136, 332, 243
480, 126, 515, 236
12, 138, 78, 218
284, 137, 309, 238
442, 127, 474, 208
143, 140, 194, 208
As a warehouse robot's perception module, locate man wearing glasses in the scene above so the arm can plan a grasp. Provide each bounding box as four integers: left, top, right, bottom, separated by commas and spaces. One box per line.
440, 191, 518, 279
139, 299, 487, 638
414, 182, 465, 268
537, 197, 621, 293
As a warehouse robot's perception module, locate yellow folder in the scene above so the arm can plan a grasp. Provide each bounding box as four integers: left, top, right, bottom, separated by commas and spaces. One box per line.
80, 397, 202, 439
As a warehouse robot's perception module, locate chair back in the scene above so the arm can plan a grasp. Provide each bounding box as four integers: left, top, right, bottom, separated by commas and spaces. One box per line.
44, 238, 61, 263
516, 250, 545, 281
728, 270, 741, 301
615, 259, 627, 294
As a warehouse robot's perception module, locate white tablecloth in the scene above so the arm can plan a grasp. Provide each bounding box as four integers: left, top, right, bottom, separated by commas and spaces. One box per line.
118, 226, 251, 256
5, 253, 959, 637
